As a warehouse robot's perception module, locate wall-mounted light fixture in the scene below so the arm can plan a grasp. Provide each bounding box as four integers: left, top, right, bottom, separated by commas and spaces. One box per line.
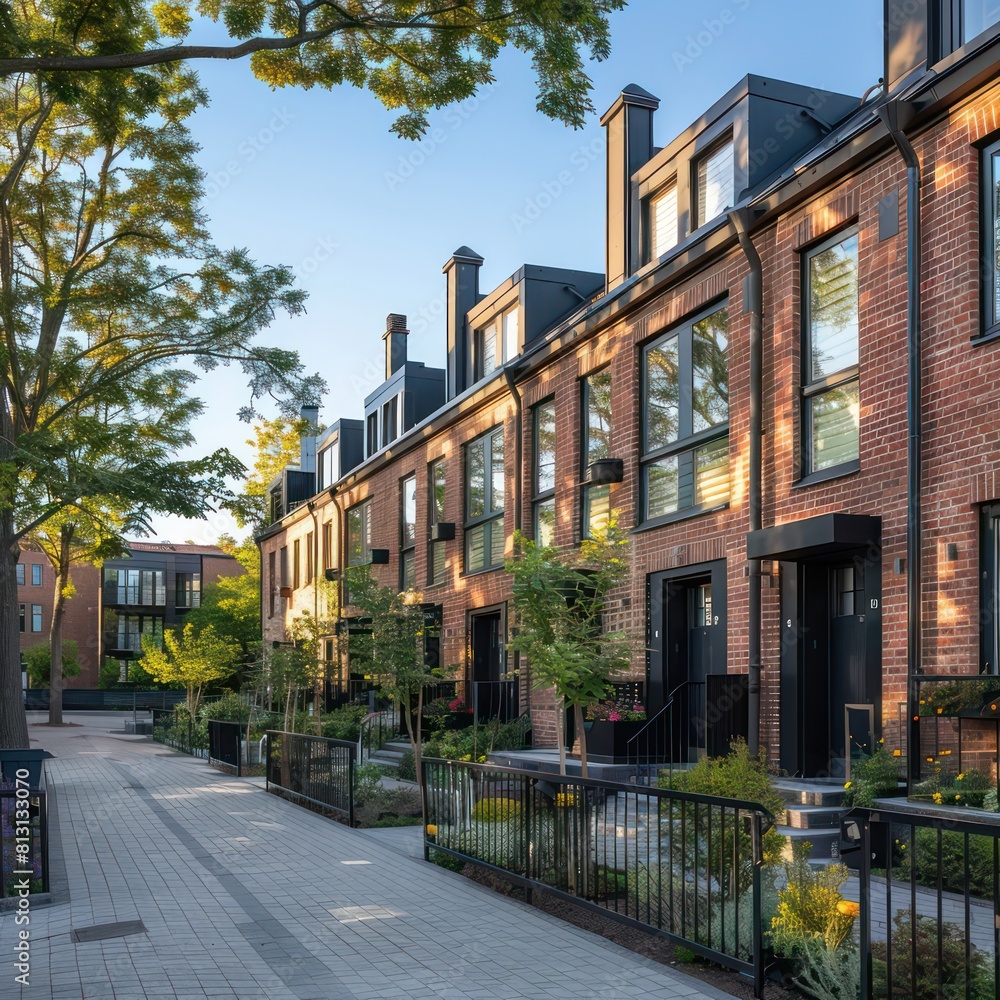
893, 558, 905, 575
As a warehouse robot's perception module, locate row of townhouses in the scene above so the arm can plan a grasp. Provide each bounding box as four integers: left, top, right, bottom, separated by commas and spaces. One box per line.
259, 2, 1000, 783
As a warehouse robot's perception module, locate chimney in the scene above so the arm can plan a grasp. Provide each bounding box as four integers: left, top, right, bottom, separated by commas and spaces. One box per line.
443, 246, 484, 400
299, 404, 319, 473
383, 313, 409, 379
601, 84, 659, 292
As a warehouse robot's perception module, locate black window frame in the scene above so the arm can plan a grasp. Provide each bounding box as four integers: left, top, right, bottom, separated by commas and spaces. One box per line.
16, 563, 24, 586
980, 135, 1000, 341
938, 1, 1000, 54
581, 369, 613, 540
532, 398, 556, 547
693, 132, 735, 230
346, 499, 372, 569
428, 458, 447, 586
640, 301, 731, 527
19, 604, 25, 633
464, 427, 505, 573
400, 473, 417, 591
981, 501, 1000, 673
31, 563, 42, 586
31, 604, 42, 633
268, 551, 276, 618
800, 226, 861, 481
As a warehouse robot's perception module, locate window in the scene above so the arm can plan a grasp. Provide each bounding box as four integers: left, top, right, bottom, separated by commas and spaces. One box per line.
268, 551, 276, 617
366, 412, 378, 458
112, 613, 163, 653
465, 428, 505, 572
695, 138, 734, 228
983, 138, 1000, 337
980, 503, 1000, 672
293, 539, 301, 589
641, 304, 730, 522
305, 531, 314, 586
347, 500, 372, 567
19, 604, 25, 633
318, 441, 338, 490
31, 605, 42, 632
322, 521, 333, 571
475, 306, 520, 381
382, 395, 399, 448
279, 546, 289, 588
963, 1, 1000, 42
400, 474, 417, 590
803, 230, 860, 476
582, 370, 612, 538
16, 563, 24, 586
533, 401, 556, 546
31, 564, 42, 586
647, 182, 678, 261
106, 568, 165, 605
429, 459, 447, 585
175, 573, 201, 609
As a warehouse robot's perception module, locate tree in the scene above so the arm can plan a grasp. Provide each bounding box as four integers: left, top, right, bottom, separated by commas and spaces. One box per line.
0, 62, 321, 748
345, 566, 438, 782
22, 641, 80, 688
505, 516, 632, 778
0, 2, 626, 139
138, 622, 240, 715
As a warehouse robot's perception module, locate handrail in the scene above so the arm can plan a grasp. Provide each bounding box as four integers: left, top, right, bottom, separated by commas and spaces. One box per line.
625, 680, 705, 784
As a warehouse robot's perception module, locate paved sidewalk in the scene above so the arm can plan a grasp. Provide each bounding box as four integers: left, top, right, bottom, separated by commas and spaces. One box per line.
2, 714, 733, 999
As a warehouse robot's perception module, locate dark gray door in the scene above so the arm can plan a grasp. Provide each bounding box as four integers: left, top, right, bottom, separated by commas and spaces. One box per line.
829, 563, 868, 766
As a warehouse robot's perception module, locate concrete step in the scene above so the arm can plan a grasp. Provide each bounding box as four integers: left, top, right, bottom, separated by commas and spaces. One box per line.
774, 779, 847, 808
777, 825, 843, 864
782, 805, 847, 830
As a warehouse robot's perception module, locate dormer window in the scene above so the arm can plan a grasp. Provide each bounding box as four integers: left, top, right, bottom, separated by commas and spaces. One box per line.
646, 182, 678, 262
962, 1, 1000, 42
695, 137, 735, 228
475, 305, 520, 381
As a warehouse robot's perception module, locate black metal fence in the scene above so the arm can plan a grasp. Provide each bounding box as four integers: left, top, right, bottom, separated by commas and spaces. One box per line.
0, 769, 49, 899
422, 758, 774, 997
151, 707, 207, 756
848, 803, 1000, 999
208, 720, 244, 776
24, 688, 186, 711
265, 731, 356, 827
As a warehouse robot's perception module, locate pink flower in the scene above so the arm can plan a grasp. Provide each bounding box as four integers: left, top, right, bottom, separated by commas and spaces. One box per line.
608, 710, 622, 722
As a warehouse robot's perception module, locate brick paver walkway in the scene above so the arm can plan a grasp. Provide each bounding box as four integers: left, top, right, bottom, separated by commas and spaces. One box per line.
1, 715, 731, 999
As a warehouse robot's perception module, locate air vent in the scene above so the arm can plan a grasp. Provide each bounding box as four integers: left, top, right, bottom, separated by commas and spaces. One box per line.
430, 522, 456, 542
585, 458, 624, 485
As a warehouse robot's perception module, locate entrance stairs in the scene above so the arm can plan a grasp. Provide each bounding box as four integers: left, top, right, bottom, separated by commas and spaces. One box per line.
368, 738, 411, 770
774, 779, 848, 864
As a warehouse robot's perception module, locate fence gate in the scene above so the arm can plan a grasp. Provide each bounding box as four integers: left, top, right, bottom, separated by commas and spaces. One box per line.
208, 720, 242, 775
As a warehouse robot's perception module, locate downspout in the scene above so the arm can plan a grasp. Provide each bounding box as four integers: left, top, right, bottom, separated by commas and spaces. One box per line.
307, 500, 321, 720
330, 486, 345, 701
876, 100, 922, 791
728, 208, 763, 756
503, 364, 525, 717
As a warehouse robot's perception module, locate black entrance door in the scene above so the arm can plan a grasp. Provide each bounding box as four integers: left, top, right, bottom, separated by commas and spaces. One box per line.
829, 563, 868, 767
470, 609, 511, 721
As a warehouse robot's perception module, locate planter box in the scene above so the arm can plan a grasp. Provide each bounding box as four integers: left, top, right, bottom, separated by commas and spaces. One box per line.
580, 720, 646, 763
0, 748, 53, 789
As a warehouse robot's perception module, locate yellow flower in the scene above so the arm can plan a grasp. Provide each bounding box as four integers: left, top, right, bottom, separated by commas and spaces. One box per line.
893, 750, 902, 757
844, 781, 852, 789
426, 824, 438, 836
837, 900, 861, 918
937, 707, 944, 715
958, 773, 966, 781
932, 792, 943, 805
955, 794, 961, 801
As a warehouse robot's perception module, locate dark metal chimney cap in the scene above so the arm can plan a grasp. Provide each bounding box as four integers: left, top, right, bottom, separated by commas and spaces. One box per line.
443, 246, 484, 272
600, 83, 660, 125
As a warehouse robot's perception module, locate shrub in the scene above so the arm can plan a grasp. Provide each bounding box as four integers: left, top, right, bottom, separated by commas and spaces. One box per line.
429, 848, 464, 872
872, 913, 993, 999
353, 786, 422, 828
843, 745, 901, 807
353, 762, 385, 805
884, 828, 996, 900
789, 936, 860, 1000
396, 749, 416, 781
421, 714, 532, 764
472, 797, 521, 822
321, 704, 369, 743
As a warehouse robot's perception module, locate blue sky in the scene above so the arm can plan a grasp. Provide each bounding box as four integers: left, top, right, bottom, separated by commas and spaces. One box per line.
154, 0, 884, 544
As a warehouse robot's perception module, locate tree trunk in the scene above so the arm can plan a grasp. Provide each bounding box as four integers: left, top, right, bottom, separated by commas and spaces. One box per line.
48, 524, 74, 726
0, 516, 30, 748
574, 703, 588, 780
557, 694, 567, 776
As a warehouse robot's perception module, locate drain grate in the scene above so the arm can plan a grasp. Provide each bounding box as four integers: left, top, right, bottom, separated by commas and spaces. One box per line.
71, 920, 147, 943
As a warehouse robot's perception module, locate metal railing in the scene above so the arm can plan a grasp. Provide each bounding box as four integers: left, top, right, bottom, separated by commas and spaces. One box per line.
265, 731, 356, 827
472, 680, 518, 724
627, 681, 705, 784
0, 770, 49, 899
358, 709, 404, 763
422, 757, 774, 997
207, 720, 245, 776
846, 802, 1000, 999
24, 688, 187, 711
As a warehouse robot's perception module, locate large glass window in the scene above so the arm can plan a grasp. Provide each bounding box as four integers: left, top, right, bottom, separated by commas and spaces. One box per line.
475, 306, 519, 381
533, 401, 556, 547
31, 564, 42, 586
983, 138, 1000, 336
16, 563, 24, 586
113, 613, 163, 652
292, 539, 301, 589
803, 230, 860, 475
429, 459, 447, 585
347, 500, 372, 568
105, 568, 166, 606
647, 182, 678, 262
318, 441, 338, 490
582, 370, 613, 538
465, 428, 505, 572
176, 573, 201, 609
696, 138, 735, 228
400, 474, 417, 590
642, 304, 730, 522
31, 605, 42, 633
963, 1, 1000, 42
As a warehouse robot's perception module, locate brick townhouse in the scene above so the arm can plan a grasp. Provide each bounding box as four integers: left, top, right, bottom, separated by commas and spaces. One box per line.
259, 1, 1000, 784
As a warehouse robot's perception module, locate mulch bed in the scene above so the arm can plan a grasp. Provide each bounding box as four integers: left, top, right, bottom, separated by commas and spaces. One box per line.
460, 862, 804, 1000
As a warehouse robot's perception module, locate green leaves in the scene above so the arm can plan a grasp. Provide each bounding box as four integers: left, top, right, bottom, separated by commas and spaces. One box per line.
0, 2, 627, 138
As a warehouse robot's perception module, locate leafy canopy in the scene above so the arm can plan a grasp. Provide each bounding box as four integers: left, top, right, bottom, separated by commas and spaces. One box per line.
138, 622, 240, 710
0, 2, 627, 138
23, 641, 81, 686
